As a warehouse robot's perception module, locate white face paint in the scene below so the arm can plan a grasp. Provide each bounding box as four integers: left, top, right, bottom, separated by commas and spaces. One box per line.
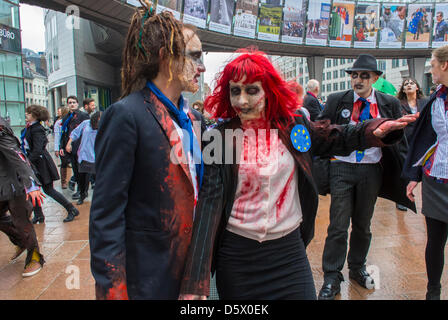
178, 29, 206, 93
229, 78, 266, 122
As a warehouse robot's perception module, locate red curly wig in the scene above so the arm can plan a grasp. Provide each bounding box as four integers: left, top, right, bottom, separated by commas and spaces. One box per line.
204, 50, 301, 129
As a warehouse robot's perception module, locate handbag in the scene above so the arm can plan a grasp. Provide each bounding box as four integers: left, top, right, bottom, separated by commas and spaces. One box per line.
312, 156, 330, 196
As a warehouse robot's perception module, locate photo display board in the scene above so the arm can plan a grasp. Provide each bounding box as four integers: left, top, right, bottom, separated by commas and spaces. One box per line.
233, 0, 260, 38
183, 0, 209, 28
405, 3, 433, 49
156, 0, 182, 19
378, 3, 406, 48
208, 0, 235, 34
353, 2, 380, 48
258, 0, 283, 42
329, 0, 355, 48
305, 0, 331, 46
433, 3, 448, 48
281, 0, 306, 44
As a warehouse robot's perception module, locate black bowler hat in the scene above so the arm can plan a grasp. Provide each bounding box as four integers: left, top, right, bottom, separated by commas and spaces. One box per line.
345, 54, 383, 75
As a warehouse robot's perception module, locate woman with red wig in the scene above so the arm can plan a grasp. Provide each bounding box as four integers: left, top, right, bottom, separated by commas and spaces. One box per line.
179, 50, 418, 300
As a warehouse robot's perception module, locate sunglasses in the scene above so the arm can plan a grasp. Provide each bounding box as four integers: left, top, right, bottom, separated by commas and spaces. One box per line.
350, 72, 372, 80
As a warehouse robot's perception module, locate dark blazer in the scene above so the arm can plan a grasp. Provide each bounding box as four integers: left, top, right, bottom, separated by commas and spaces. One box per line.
23, 122, 59, 186
0, 116, 40, 201
60, 109, 89, 154
180, 113, 402, 296
402, 93, 437, 182
317, 89, 416, 212
303, 92, 323, 121
89, 87, 206, 300
399, 97, 428, 141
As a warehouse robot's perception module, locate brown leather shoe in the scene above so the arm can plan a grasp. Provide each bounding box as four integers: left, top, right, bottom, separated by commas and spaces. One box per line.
22, 260, 42, 277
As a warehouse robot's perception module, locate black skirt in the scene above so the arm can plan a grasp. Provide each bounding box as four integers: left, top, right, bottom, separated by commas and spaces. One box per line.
79, 160, 95, 174
215, 227, 316, 300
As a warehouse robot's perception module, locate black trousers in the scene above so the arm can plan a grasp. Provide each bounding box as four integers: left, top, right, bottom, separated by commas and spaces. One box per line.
0, 196, 44, 266
33, 182, 73, 218
425, 216, 448, 288
78, 172, 90, 196
70, 152, 80, 192
216, 228, 316, 300
322, 161, 382, 283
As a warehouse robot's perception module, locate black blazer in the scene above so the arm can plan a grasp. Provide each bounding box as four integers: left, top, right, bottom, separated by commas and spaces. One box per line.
23, 122, 59, 186
303, 92, 323, 121
317, 89, 416, 213
402, 93, 438, 182
180, 113, 402, 296
60, 109, 89, 154
89, 88, 206, 300
0, 116, 40, 201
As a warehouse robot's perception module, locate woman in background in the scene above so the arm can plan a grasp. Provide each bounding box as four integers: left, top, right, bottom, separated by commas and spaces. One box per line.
53, 106, 70, 189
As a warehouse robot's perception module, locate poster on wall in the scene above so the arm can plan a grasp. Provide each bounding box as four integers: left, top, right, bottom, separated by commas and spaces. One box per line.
329, 0, 355, 48
432, 3, 448, 48
183, 0, 209, 28
209, 0, 235, 34
233, 0, 259, 38
405, 3, 433, 49
353, 2, 380, 48
281, 0, 306, 44
305, 0, 331, 46
378, 4, 406, 48
258, 0, 283, 41
156, 0, 182, 19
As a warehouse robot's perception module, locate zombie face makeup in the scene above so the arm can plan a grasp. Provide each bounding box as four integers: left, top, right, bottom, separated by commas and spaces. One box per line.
350, 70, 378, 98
178, 29, 205, 93
229, 78, 266, 122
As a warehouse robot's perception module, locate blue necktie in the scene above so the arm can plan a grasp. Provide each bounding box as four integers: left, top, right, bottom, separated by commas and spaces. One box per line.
146, 81, 203, 190
356, 97, 372, 162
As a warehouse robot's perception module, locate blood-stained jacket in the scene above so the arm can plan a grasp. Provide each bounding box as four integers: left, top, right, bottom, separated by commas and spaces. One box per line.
180, 112, 404, 296
89, 87, 205, 300
0, 116, 40, 201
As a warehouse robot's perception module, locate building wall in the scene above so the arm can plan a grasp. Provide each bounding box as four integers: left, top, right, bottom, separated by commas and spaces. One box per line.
0, 0, 25, 132
271, 55, 432, 103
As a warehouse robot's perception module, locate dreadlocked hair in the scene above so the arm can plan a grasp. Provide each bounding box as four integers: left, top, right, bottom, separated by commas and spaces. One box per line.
121, 0, 187, 99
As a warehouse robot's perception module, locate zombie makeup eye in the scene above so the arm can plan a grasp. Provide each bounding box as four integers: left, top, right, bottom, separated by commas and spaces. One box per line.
246, 87, 260, 95
230, 87, 241, 96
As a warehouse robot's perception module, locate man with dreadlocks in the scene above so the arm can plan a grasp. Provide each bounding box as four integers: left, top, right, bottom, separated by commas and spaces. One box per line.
89, 1, 206, 300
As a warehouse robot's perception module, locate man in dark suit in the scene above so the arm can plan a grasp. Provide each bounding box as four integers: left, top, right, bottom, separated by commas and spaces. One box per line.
59, 96, 89, 200
303, 79, 324, 121
316, 54, 416, 300
89, 8, 206, 300
0, 115, 45, 277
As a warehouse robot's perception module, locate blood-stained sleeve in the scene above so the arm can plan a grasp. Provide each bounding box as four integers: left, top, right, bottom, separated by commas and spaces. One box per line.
0, 126, 40, 190
89, 102, 137, 300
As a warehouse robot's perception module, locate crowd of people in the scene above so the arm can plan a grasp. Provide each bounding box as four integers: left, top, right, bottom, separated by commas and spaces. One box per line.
1, 2, 448, 301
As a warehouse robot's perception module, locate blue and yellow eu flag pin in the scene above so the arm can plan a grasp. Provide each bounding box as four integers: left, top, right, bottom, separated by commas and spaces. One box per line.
290, 124, 311, 152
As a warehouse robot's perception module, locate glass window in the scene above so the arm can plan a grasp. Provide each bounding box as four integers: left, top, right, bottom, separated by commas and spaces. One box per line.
402, 59, 407, 67
0, 53, 22, 77
333, 59, 338, 66
326, 59, 331, 68
333, 70, 338, 79
51, 16, 57, 39
0, 77, 24, 101
333, 83, 338, 91
327, 83, 331, 92
327, 72, 331, 80
340, 70, 345, 77
6, 102, 25, 126
340, 81, 345, 90
0, 2, 19, 29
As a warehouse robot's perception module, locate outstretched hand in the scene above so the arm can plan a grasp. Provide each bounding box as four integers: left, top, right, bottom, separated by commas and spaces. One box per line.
373, 113, 419, 138
26, 190, 46, 207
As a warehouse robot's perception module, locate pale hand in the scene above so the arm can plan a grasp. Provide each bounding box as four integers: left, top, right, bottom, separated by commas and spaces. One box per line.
407, 181, 419, 202
373, 113, 419, 138
66, 144, 72, 154
27, 190, 46, 207
178, 294, 207, 300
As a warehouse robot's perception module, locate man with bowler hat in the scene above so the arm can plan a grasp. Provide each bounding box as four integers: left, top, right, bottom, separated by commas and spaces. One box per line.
316, 54, 416, 300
